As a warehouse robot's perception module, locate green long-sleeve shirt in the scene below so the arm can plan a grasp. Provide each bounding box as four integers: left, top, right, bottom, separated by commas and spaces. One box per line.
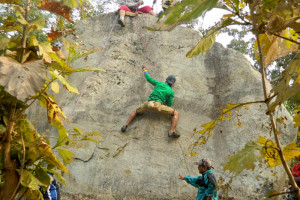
144, 72, 174, 107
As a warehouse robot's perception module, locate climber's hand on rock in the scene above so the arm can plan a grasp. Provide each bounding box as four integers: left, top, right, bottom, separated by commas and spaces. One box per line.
142, 65, 147, 70
178, 174, 185, 180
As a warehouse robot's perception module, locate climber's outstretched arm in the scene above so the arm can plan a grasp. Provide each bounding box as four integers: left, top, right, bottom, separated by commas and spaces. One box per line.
142, 66, 159, 86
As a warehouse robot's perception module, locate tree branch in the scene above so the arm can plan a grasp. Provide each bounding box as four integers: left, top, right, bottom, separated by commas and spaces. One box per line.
9, 132, 26, 200
252, 3, 300, 198
20, 0, 30, 63
273, 33, 300, 45
2, 97, 19, 200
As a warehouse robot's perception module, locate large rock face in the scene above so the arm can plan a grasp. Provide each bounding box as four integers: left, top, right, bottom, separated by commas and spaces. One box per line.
28, 13, 297, 199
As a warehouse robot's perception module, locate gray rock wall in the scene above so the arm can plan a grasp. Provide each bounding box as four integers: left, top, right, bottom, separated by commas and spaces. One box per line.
28, 13, 297, 199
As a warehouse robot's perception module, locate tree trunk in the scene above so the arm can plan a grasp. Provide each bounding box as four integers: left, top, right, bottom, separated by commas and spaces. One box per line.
2, 98, 19, 200
255, 31, 300, 199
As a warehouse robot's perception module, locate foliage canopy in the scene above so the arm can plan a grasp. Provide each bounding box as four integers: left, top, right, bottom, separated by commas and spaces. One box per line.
0, 0, 103, 199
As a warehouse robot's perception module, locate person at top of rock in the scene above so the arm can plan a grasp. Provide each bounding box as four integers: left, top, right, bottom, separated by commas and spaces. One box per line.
153, 0, 177, 11
179, 158, 219, 200
117, 0, 155, 27
121, 65, 180, 138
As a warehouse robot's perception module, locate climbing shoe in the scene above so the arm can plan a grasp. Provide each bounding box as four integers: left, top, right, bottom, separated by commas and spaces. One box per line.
168, 131, 180, 138
121, 125, 128, 132
118, 18, 125, 27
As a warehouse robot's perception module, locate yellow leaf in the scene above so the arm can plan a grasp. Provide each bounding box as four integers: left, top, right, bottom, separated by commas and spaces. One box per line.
38, 142, 68, 173
276, 117, 283, 124
219, 115, 225, 121
237, 121, 242, 128
257, 136, 274, 146
187, 152, 197, 157
227, 111, 232, 120
51, 82, 59, 94
226, 103, 240, 110
294, 106, 300, 128
45, 94, 66, 126
49, 70, 79, 94
28, 35, 39, 47
38, 42, 54, 63
282, 143, 300, 164
222, 14, 235, 18
255, 31, 298, 67
295, 74, 300, 85
197, 120, 218, 134
268, 54, 300, 113
258, 136, 300, 167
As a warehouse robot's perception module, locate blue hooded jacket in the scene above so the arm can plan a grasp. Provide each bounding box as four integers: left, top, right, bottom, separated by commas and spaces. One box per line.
184, 169, 218, 200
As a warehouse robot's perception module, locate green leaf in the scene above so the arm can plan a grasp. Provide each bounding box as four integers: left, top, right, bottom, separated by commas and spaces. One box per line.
187, 29, 218, 57
62, 0, 79, 8
35, 166, 51, 187
65, 66, 106, 75
18, 169, 48, 190
0, 34, 9, 50
82, 136, 99, 143
223, 141, 264, 176
49, 70, 79, 94
0, 0, 21, 4
39, 142, 68, 173
0, 16, 22, 33
85, 131, 102, 137
26, 146, 38, 165
49, 52, 65, 70
68, 47, 102, 64
73, 126, 83, 136
48, 169, 66, 185
28, 16, 45, 30
51, 120, 69, 148
156, 0, 219, 31
49, 50, 105, 75
18, 187, 43, 199
57, 148, 74, 165
186, 18, 236, 57
16, 10, 28, 25
21, 50, 31, 63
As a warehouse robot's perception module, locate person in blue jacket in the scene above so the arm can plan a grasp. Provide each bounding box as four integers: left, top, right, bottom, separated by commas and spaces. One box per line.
40, 173, 60, 200
179, 158, 218, 200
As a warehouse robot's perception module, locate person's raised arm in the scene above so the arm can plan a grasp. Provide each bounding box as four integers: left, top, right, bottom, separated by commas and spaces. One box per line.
142, 65, 160, 86
178, 174, 200, 188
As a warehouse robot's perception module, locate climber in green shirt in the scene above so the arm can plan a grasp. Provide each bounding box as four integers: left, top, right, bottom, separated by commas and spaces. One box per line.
121, 65, 180, 138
